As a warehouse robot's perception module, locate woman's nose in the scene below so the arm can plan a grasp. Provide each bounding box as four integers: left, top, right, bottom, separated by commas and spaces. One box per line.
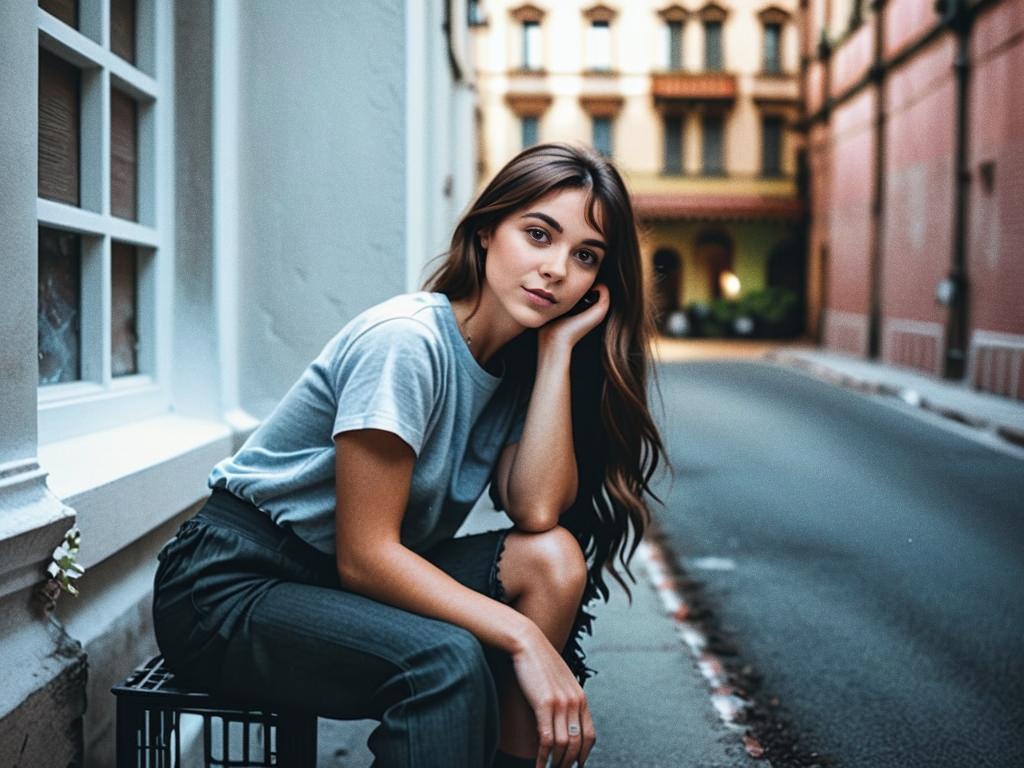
540, 249, 569, 278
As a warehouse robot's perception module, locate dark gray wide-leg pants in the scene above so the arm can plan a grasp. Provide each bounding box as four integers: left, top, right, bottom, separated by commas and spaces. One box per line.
152, 489, 520, 767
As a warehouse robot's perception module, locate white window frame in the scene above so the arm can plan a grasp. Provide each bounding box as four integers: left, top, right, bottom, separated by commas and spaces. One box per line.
35, 0, 174, 445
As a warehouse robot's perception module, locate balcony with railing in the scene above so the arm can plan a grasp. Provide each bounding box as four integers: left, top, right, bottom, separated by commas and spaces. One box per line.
651, 71, 738, 105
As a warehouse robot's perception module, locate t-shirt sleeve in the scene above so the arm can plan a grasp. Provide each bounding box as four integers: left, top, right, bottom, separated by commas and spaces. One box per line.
330, 319, 442, 456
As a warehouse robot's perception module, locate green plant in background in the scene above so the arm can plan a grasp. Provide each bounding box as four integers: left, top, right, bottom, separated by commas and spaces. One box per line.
39, 526, 86, 609
738, 287, 799, 330
686, 287, 800, 338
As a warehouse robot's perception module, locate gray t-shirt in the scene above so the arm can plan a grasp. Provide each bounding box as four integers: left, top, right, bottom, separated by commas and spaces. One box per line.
208, 291, 527, 555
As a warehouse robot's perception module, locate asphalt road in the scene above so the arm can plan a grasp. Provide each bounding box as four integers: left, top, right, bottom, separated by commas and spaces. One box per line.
650, 360, 1024, 768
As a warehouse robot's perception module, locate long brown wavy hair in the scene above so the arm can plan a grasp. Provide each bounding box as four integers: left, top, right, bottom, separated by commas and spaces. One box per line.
424, 142, 667, 612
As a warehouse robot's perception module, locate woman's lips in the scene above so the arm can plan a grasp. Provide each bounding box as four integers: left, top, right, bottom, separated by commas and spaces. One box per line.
523, 287, 556, 307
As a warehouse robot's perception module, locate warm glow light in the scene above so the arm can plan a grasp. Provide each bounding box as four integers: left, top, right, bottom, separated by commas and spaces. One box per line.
720, 271, 741, 299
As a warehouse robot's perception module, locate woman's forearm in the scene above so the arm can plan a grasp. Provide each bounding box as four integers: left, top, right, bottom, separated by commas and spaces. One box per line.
506, 339, 578, 529
339, 541, 539, 655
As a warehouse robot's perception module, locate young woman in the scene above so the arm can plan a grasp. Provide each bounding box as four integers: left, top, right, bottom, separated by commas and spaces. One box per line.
152, 142, 666, 768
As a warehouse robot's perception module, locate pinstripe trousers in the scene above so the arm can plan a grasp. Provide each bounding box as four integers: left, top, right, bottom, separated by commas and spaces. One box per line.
152, 489, 516, 767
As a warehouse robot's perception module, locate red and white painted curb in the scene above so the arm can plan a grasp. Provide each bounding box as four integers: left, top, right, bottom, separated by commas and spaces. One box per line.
636, 533, 767, 760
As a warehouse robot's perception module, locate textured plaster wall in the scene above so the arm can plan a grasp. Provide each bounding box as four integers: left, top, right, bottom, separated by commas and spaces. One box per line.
235, 0, 407, 417
0, 0, 39, 463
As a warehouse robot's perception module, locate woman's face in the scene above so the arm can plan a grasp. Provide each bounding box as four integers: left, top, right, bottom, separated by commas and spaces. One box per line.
479, 186, 607, 329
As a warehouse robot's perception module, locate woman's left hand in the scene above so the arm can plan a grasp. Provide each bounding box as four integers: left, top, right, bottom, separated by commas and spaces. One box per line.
538, 283, 610, 351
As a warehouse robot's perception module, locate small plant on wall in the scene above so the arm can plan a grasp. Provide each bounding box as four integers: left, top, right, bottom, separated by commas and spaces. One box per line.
37, 526, 86, 611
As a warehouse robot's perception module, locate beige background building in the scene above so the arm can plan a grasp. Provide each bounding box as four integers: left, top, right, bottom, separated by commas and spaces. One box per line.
472, 0, 806, 334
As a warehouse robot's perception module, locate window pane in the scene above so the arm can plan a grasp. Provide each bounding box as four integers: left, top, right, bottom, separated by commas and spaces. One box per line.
111, 88, 138, 221
110, 0, 137, 64
588, 21, 610, 70
764, 24, 781, 73
111, 242, 139, 376
702, 115, 724, 175
592, 117, 612, 157
762, 116, 783, 176
523, 21, 541, 69
704, 22, 722, 71
521, 116, 539, 149
667, 21, 683, 70
663, 116, 683, 174
39, 0, 78, 28
38, 227, 81, 385
38, 48, 81, 207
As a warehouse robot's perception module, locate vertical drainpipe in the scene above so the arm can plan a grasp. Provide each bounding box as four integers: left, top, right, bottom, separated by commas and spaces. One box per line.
942, 0, 972, 380
867, 0, 886, 360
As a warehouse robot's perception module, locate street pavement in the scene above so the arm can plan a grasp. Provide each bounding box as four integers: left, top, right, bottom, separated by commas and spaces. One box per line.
651, 345, 1024, 767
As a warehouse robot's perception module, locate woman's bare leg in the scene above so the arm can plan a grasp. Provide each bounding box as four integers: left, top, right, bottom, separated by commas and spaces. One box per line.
494, 527, 589, 758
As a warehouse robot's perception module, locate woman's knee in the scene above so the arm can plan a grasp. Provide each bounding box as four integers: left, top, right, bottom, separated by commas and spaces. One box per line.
505, 525, 588, 601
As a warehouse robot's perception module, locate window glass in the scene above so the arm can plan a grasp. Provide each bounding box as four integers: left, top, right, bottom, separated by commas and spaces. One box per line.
111, 242, 139, 377
763, 23, 781, 73
704, 21, 722, 71
38, 227, 82, 385
762, 116, 783, 176
702, 115, 724, 175
592, 116, 613, 157
111, 88, 138, 221
38, 49, 81, 207
521, 115, 539, 149
522, 21, 541, 70
110, 0, 136, 63
39, 0, 78, 28
663, 116, 683, 174
588, 20, 611, 71
667, 21, 683, 70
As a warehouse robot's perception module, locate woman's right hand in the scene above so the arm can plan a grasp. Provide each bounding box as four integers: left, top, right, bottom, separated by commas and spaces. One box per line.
510, 623, 596, 768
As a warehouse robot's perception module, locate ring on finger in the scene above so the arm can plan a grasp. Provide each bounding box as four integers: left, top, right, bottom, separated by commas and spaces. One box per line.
568, 724, 580, 736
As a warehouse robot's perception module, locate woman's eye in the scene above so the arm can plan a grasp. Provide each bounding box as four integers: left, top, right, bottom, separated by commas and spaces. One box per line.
577, 250, 597, 265
526, 227, 548, 242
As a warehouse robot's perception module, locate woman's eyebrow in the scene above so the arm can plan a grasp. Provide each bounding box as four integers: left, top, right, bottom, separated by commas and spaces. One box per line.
520, 212, 607, 251
521, 211, 563, 232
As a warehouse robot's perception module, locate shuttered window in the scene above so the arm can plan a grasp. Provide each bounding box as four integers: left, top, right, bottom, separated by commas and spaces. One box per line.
667, 21, 683, 70
521, 116, 539, 149
592, 117, 613, 157
762, 116, 783, 177
702, 115, 725, 176
704, 21, 722, 71
663, 116, 683, 175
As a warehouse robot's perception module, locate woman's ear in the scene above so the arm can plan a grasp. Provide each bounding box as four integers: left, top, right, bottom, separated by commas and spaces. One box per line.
477, 227, 492, 250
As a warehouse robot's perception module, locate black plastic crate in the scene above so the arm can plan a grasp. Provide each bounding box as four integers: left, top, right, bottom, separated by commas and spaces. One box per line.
111, 656, 316, 767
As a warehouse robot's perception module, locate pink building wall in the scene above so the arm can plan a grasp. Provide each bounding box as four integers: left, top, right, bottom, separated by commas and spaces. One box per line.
966, 0, 1024, 398
881, 36, 957, 374
824, 89, 874, 356
885, 0, 938, 58
805, 0, 1024, 399
832, 22, 874, 94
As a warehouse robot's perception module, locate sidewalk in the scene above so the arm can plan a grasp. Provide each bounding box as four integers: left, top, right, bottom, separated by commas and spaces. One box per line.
654, 337, 1024, 453
765, 346, 1024, 453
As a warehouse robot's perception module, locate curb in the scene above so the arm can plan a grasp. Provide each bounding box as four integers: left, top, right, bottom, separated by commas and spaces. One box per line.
765, 350, 1024, 452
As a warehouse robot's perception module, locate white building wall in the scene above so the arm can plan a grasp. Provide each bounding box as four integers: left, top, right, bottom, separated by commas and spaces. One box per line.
0, 0, 475, 763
